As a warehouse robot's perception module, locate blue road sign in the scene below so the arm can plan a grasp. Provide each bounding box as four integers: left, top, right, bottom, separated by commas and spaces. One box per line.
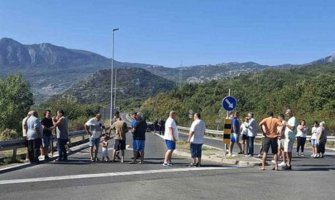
222, 96, 237, 111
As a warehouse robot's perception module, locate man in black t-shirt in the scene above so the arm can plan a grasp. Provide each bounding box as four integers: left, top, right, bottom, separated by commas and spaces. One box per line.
130, 116, 147, 164
41, 110, 54, 160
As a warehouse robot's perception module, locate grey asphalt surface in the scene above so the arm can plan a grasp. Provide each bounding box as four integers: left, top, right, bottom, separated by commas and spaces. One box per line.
1, 119, 335, 199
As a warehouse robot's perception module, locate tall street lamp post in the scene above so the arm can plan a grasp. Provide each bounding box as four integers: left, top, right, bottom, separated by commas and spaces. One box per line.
110, 28, 119, 121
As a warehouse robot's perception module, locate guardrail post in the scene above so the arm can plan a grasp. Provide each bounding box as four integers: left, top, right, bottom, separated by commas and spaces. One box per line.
12, 148, 17, 162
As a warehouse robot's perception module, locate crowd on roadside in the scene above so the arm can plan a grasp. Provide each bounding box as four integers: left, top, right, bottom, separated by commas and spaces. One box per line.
22, 109, 69, 164
21, 108, 328, 171
228, 109, 328, 171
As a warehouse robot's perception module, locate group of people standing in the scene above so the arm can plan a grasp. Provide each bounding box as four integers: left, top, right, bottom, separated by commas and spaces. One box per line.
21, 108, 328, 170
162, 111, 206, 167
22, 110, 69, 163
153, 119, 165, 135
226, 109, 328, 171
84, 111, 147, 164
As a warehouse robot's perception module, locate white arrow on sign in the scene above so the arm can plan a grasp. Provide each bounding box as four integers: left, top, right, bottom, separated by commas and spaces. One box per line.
225, 99, 234, 108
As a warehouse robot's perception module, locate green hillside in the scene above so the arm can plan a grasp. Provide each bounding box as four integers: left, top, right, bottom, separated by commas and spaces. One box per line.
56, 68, 176, 110
140, 63, 335, 134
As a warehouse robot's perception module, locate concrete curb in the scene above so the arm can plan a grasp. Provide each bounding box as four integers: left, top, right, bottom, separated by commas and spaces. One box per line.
151, 132, 261, 167
0, 142, 90, 174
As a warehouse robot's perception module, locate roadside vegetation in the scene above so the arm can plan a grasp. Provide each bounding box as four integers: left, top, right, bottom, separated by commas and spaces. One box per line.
141, 63, 335, 134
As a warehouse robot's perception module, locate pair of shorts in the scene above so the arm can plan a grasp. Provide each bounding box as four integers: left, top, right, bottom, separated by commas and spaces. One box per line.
165, 140, 176, 150
24, 136, 28, 147
278, 139, 285, 149
263, 137, 278, 154
284, 138, 294, 152
231, 133, 240, 143
102, 147, 109, 157
133, 140, 145, 152
114, 139, 126, 151
241, 134, 247, 141
190, 143, 203, 158
311, 139, 318, 147
89, 137, 100, 148
42, 135, 52, 148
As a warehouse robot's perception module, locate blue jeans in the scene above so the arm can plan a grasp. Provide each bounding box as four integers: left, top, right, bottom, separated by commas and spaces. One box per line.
247, 136, 255, 156
57, 138, 68, 160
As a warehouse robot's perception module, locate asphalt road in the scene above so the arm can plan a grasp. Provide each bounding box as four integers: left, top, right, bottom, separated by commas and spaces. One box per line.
0, 130, 334, 200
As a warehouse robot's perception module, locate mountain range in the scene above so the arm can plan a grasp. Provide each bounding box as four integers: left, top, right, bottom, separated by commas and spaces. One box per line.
0, 37, 334, 103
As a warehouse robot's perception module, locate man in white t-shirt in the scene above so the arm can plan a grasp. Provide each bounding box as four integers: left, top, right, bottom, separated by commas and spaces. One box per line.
283, 109, 297, 170
187, 113, 206, 167
163, 111, 179, 166
22, 111, 34, 162
85, 114, 104, 162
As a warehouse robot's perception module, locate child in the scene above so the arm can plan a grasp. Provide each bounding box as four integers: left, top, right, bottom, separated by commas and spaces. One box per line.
311, 121, 319, 158
101, 134, 110, 162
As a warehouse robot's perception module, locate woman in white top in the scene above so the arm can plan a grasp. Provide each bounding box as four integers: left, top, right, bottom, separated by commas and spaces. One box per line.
296, 120, 308, 156
310, 121, 319, 158
240, 116, 249, 155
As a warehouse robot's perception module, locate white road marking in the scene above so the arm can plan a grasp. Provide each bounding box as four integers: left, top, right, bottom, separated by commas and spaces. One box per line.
0, 167, 233, 185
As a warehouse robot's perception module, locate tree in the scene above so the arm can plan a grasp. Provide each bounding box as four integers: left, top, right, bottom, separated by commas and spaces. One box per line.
0, 75, 33, 136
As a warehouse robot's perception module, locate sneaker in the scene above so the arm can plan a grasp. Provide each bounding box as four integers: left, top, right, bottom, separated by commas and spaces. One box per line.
271, 160, 276, 164
282, 165, 292, 170
162, 162, 171, 167
257, 154, 262, 158
297, 153, 300, 157
311, 154, 315, 157
300, 153, 305, 157
188, 163, 196, 167
278, 161, 286, 167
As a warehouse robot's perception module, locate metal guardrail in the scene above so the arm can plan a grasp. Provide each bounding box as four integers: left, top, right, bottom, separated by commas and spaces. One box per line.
0, 130, 86, 151
0, 130, 86, 160
177, 126, 335, 141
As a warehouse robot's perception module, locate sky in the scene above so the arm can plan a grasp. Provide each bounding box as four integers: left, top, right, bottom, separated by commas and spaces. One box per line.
1, 0, 335, 67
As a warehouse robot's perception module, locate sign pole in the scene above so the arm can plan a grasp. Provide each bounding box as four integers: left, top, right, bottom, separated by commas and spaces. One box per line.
227, 89, 231, 118
222, 89, 235, 160
225, 88, 231, 157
